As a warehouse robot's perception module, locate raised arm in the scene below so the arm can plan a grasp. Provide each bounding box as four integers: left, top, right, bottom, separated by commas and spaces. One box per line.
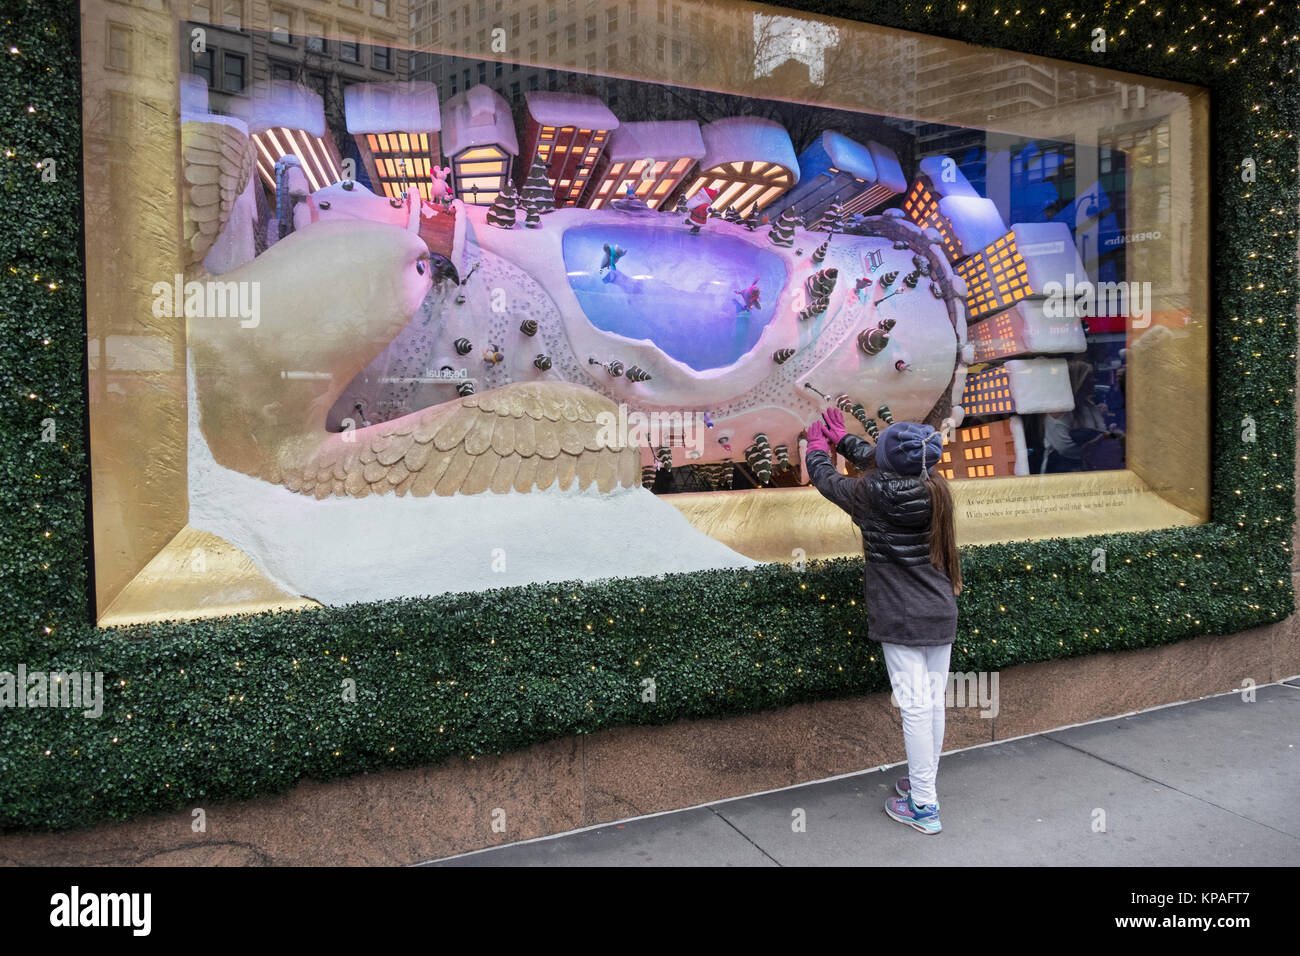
805, 420, 858, 516
837, 433, 877, 471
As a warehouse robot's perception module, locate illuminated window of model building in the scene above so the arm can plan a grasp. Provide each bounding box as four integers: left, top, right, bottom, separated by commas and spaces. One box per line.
453, 145, 511, 205
903, 183, 958, 259
956, 234, 1032, 320
970, 311, 1021, 362
684, 161, 793, 215
533, 126, 606, 206
963, 367, 1014, 416
364, 133, 433, 199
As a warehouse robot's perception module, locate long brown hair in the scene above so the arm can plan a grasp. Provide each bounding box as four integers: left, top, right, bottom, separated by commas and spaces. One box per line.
925, 470, 962, 595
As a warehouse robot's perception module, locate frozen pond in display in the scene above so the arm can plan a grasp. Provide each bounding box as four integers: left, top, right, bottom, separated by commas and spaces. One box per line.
562, 223, 789, 371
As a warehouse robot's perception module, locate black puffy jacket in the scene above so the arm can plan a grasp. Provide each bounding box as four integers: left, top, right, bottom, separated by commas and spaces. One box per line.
806, 434, 957, 647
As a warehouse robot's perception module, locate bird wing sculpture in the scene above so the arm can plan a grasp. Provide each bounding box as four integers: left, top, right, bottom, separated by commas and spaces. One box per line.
189, 219, 640, 501
277, 381, 641, 500
180, 119, 256, 271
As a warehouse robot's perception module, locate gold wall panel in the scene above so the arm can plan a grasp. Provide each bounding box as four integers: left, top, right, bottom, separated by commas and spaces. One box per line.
667, 469, 1203, 564
98, 526, 318, 627
83, 2, 189, 616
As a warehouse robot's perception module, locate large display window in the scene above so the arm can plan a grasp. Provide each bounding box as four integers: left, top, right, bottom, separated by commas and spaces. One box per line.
82, 0, 1209, 623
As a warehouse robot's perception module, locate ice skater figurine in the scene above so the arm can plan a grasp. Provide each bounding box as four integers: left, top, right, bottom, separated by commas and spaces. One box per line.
855, 275, 874, 303
735, 278, 762, 312
599, 243, 627, 282
684, 185, 719, 234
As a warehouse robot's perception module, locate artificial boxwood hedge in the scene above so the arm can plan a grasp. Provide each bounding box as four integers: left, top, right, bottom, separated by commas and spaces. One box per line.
0, 0, 1296, 831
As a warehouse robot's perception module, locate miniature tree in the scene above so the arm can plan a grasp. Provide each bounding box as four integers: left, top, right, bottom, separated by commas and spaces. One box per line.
744, 204, 762, 231
767, 207, 797, 247
486, 185, 518, 229
746, 433, 774, 485
520, 155, 556, 214
815, 197, 844, 235
523, 197, 541, 228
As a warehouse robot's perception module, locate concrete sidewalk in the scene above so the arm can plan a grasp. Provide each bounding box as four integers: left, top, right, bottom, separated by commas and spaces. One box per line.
424, 678, 1300, 866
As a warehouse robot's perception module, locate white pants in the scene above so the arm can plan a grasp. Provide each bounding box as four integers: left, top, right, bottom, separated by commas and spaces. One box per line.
882, 641, 953, 808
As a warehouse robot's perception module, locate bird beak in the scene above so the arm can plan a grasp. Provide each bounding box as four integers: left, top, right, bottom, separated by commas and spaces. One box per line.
430, 254, 460, 286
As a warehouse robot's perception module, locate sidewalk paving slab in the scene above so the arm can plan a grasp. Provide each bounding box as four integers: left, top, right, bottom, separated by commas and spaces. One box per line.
424, 684, 1300, 867
431, 806, 778, 867
1043, 683, 1299, 839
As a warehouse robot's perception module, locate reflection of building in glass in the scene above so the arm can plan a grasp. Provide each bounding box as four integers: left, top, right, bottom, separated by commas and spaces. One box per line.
588, 121, 705, 210
520, 91, 619, 207
939, 420, 1019, 479
231, 81, 342, 191
968, 299, 1088, 363
751, 13, 840, 85
440, 84, 519, 206
344, 82, 441, 200
185, 2, 412, 166
955, 222, 1083, 321
781, 131, 905, 224
682, 117, 799, 216
902, 155, 1006, 262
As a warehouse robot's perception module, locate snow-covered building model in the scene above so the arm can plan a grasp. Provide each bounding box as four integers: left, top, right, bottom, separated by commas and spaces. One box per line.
230, 81, 342, 192
782, 131, 906, 225
955, 222, 1086, 322
903, 155, 1007, 263
344, 81, 442, 201
937, 419, 1022, 479
968, 298, 1089, 363
961, 358, 1074, 416
519, 91, 619, 207
679, 117, 800, 216
440, 84, 519, 206
961, 365, 1016, 417
587, 120, 706, 210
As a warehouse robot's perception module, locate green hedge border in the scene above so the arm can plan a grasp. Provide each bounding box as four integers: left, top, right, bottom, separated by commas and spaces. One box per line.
0, 1, 1296, 831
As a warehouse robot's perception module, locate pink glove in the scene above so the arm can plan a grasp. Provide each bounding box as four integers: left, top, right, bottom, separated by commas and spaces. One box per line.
821, 407, 848, 447
805, 420, 832, 456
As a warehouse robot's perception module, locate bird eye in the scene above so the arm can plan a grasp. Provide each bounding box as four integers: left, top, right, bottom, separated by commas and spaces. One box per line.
416, 260, 426, 276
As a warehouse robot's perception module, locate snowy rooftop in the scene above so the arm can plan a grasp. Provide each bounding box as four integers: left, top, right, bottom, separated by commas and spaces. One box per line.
344, 81, 441, 135
606, 120, 706, 162
820, 130, 876, 181
441, 84, 519, 158
868, 141, 908, 194
230, 81, 327, 138
524, 91, 619, 130
1010, 222, 1087, 289
698, 117, 799, 181
918, 155, 979, 198
938, 195, 1007, 254
1002, 358, 1075, 414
